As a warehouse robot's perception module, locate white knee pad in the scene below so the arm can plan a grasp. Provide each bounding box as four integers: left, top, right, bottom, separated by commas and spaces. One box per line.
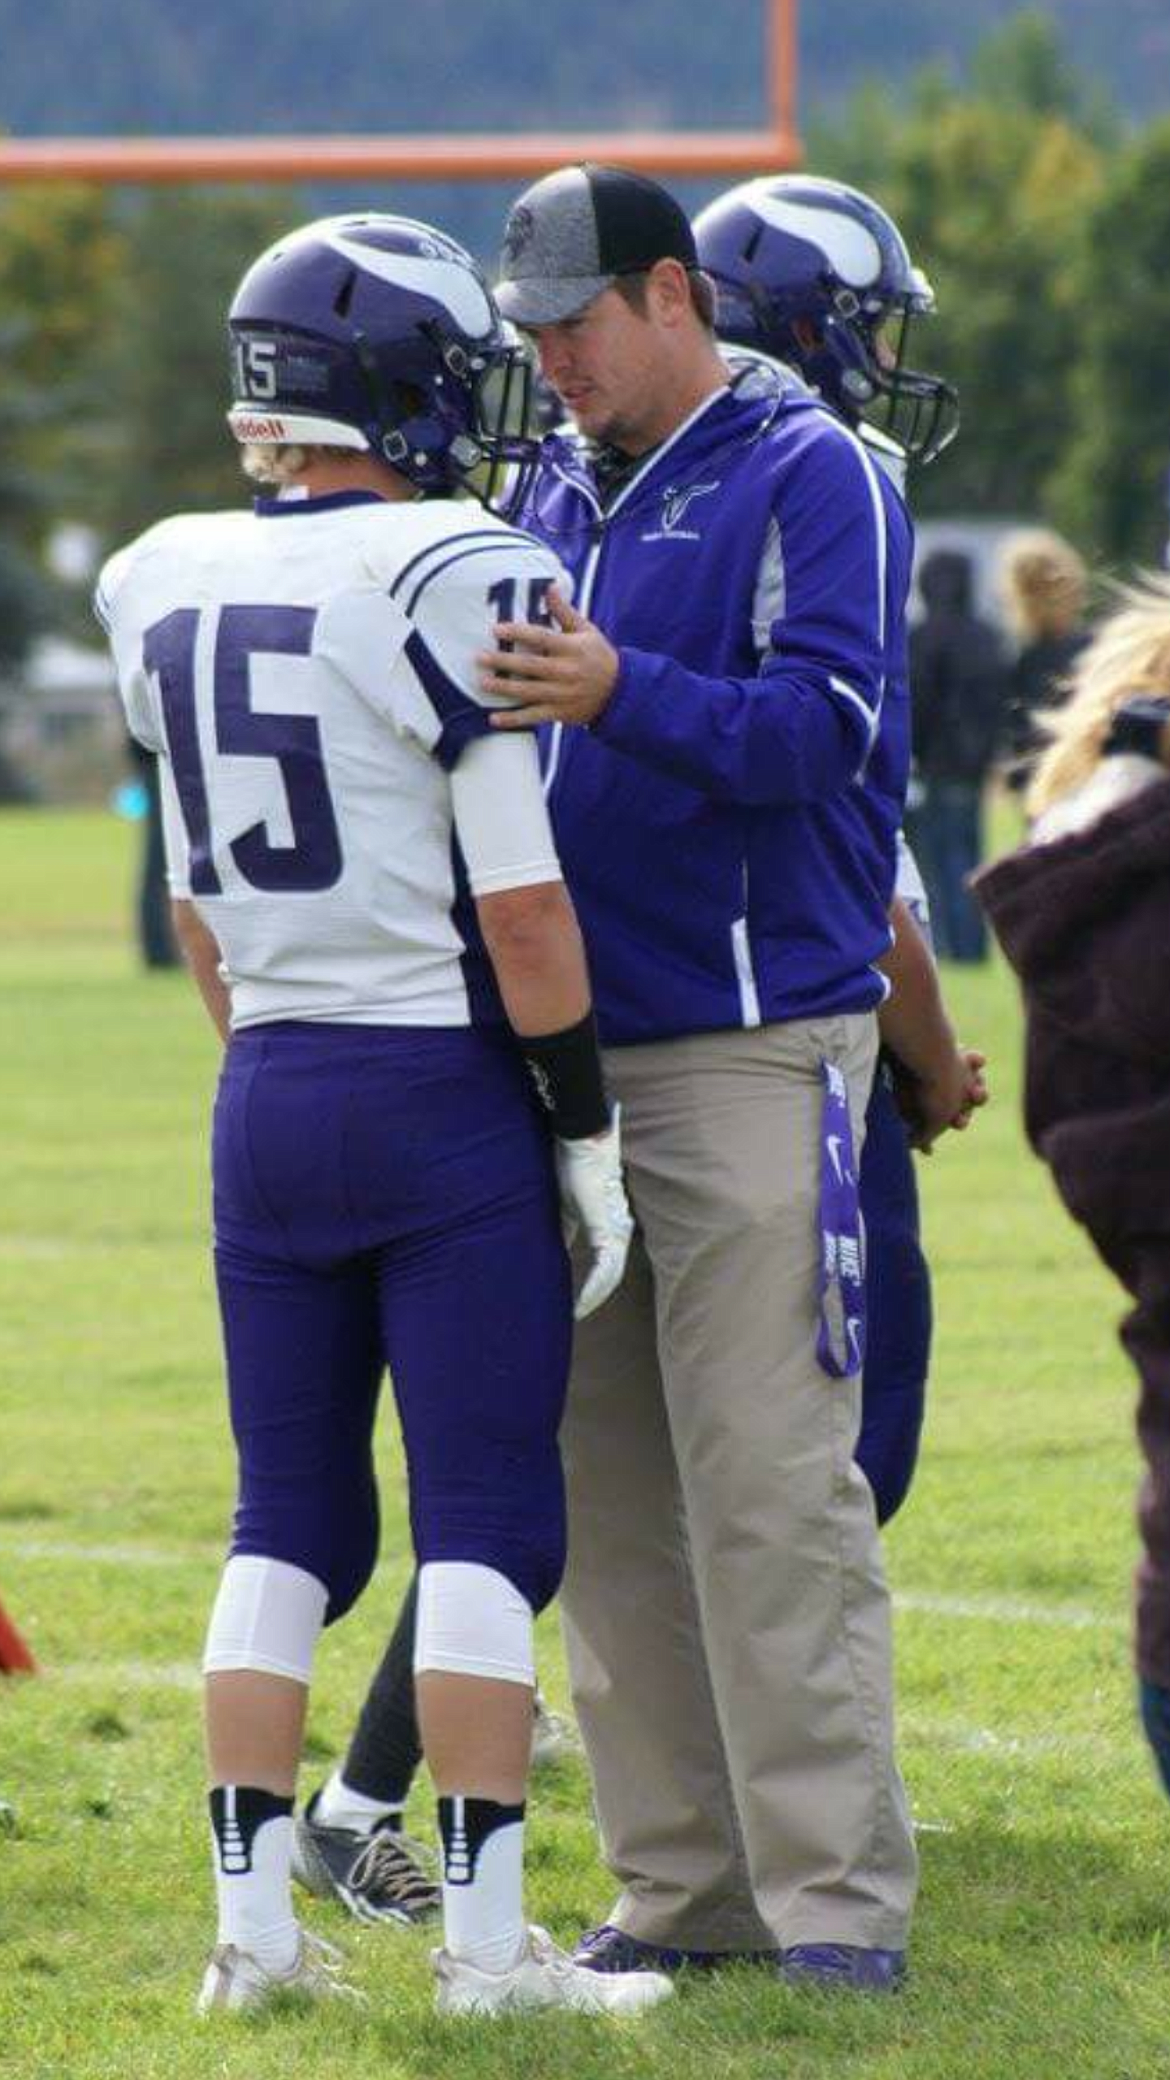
202, 1554, 328, 1683
414, 1561, 535, 1687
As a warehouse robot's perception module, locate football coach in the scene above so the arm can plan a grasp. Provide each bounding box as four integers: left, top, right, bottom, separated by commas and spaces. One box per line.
479, 164, 918, 1991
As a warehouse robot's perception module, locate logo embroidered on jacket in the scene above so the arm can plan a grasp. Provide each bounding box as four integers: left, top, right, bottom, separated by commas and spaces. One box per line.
641, 480, 720, 542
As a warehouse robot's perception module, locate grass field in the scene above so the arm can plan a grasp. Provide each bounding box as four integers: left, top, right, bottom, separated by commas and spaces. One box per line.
1, 807, 1167, 2079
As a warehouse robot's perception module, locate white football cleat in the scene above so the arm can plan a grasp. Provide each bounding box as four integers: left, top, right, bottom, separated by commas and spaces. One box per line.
196, 1928, 365, 2014
433, 1924, 674, 2018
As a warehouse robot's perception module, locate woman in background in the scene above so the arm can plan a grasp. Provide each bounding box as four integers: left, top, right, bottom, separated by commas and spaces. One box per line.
998, 528, 1090, 792
976, 575, 1170, 1798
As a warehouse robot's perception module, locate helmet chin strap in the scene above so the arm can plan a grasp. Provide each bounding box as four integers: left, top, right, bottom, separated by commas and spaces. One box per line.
351, 328, 387, 425
353, 327, 434, 476
821, 311, 879, 403
840, 366, 877, 405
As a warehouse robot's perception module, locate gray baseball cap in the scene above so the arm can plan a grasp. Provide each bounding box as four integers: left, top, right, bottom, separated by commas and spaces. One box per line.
497, 164, 700, 327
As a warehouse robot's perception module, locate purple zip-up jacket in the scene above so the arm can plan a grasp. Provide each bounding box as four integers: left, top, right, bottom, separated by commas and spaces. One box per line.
521, 376, 913, 1045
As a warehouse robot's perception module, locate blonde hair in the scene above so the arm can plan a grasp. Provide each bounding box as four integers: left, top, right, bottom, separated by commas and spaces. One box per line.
999, 528, 1088, 642
1027, 572, 1170, 818
238, 441, 356, 486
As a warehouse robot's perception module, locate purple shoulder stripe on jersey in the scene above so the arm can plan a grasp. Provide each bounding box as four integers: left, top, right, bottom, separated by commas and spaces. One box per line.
388, 526, 547, 606
404, 628, 525, 772
400, 539, 543, 619
816, 1058, 867, 1380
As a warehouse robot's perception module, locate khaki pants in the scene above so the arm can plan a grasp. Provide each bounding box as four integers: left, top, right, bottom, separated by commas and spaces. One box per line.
561, 1014, 918, 1951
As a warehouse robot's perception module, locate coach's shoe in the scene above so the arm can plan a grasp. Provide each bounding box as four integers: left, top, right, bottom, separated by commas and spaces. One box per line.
780, 1943, 907, 1994
196, 1929, 365, 2014
573, 1922, 777, 1974
292, 1791, 440, 1925
433, 1924, 674, 2017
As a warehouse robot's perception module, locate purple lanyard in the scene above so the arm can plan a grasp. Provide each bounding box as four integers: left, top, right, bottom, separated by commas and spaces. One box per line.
816, 1059, 866, 1380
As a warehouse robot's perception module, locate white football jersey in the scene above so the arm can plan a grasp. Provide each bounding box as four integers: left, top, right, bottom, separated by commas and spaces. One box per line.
862, 427, 926, 937
96, 491, 567, 1028
894, 827, 932, 942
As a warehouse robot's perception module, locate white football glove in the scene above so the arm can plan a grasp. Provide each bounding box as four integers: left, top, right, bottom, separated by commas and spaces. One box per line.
555, 1107, 634, 1321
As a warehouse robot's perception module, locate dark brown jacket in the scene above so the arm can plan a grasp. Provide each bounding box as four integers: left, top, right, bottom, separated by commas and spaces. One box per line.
975, 778, 1170, 1682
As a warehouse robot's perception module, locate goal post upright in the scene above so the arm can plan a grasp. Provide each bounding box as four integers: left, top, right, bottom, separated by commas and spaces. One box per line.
0, 0, 800, 185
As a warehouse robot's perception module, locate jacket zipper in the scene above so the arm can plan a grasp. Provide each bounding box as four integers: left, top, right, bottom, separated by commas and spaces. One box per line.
542, 392, 731, 802
544, 468, 605, 801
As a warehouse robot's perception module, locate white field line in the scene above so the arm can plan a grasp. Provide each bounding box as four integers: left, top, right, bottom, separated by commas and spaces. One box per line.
0, 1538, 1132, 1755
901, 1714, 1117, 1763
0, 1539, 1128, 1632
0, 1538, 219, 1568
0, 1536, 395, 1579
49, 1660, 201, 1693
893, 1589, 1127, 1633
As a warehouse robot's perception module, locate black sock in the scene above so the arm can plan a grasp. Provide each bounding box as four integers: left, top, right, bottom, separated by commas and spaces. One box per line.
342, 1573, 423, 1807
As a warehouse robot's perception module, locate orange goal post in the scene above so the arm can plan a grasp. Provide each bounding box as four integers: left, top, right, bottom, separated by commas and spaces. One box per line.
0, 0, 799, 187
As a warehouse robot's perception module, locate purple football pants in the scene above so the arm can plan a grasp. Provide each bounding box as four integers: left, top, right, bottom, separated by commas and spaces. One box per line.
211, 1022, 573, 1623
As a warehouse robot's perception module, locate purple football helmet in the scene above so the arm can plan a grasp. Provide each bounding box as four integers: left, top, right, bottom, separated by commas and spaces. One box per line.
227, 213, 538, 511
693, 175, 958, 466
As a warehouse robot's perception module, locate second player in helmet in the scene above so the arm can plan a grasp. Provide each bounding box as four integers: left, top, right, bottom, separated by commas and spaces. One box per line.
694, 173, 979, 1532
694, 172, 958, 471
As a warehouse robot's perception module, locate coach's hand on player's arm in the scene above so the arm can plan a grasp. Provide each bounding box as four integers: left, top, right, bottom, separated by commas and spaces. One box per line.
480, 587, 620, 728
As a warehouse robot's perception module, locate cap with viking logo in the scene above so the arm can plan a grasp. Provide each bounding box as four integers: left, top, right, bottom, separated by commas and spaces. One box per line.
497, 165, 700, 327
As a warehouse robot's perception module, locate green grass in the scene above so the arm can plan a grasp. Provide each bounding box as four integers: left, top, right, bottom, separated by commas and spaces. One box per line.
1, 807, 1167, 2080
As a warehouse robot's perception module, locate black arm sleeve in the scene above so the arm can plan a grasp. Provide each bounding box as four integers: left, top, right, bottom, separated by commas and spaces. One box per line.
520, 1012, 610, 1140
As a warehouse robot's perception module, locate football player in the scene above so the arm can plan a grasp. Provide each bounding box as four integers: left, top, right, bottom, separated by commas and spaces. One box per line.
693, 172, 958, 483
694, 173, 978, 1529
96, 212, 668, 2022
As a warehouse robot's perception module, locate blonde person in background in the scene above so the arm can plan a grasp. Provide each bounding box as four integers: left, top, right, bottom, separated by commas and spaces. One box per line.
999, 528, 1090, 793
976, 575, 1170, 1801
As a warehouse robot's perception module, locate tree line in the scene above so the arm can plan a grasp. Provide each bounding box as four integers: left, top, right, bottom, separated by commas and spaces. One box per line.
1, 11, 1167, 672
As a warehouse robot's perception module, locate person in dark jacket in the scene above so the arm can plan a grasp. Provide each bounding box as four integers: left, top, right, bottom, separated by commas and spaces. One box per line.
975, 573, 1170, 1800
907, 548, 1009, 960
